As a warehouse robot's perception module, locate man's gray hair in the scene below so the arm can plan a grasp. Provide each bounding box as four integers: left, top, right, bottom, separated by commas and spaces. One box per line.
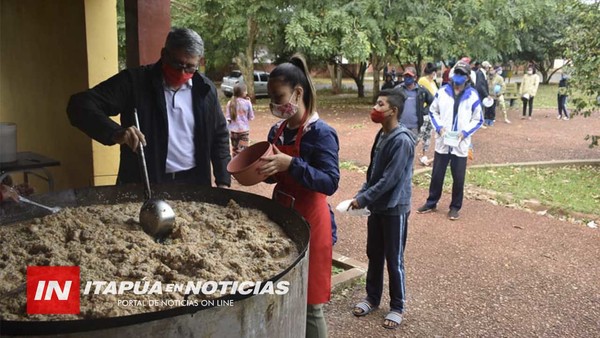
165, 28, 204, 57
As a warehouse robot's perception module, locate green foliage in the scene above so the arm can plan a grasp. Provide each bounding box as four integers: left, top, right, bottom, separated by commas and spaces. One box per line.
332, 265, 346, 276
117, 0, 596, 145
558, 0, 600, 147
171, 0, 288, 74
508, 0, 573, 83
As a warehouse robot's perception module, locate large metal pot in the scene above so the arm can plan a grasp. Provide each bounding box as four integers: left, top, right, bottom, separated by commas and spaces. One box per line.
0, 184, 310, 337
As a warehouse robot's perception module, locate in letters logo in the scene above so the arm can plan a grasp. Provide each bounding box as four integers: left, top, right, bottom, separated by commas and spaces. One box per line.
27, 266, 80, 315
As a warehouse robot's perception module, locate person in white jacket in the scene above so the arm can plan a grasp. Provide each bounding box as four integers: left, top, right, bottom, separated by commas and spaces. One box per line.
416, 60, 483, 220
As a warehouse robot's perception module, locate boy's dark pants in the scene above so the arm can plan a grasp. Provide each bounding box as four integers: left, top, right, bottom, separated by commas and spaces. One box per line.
365, 212, 409, 313
425, 152, 468, 210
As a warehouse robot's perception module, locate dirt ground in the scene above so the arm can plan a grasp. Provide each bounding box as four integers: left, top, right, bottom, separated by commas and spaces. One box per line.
231, 99, 600, 337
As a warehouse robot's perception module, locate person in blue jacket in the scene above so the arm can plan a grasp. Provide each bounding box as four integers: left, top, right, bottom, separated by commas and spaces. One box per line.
349, 89, 415, 330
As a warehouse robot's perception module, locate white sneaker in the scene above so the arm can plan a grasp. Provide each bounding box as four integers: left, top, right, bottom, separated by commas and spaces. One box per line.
419, 156, 429, 166
556, 115, 561, 120
504, 118, 511, 124
563, 116, 570, 121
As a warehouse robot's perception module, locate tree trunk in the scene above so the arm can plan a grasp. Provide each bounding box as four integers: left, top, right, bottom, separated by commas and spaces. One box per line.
416, 52, 423, 77
356, 62, 368, 98
340, 62, 369, 98
235, 17, 258, 102
327, 60, 342, 95
539, 60, 550, 84
548, 60, 571, 83
371, 54, 385, 103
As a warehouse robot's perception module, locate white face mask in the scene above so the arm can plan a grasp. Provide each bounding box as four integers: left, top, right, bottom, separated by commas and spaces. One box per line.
269, 91, 299, 119
527, 70, 533, 75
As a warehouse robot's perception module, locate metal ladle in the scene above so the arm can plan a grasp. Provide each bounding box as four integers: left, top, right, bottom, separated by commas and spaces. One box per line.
134, 110, 176, 239
18, 196, 61, 214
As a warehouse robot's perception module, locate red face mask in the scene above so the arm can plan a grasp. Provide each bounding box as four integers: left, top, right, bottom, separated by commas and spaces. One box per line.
162, 63, 194, 87
370, 108, 391, 123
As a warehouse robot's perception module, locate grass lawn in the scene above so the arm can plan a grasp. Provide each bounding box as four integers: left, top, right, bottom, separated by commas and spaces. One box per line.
530, 84, 559, 109
413, 165, 600, 217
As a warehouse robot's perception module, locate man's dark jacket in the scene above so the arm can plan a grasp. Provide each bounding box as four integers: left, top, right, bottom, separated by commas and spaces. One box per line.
67, 61, 231, 187
474, 69, 489, 100
393, 83, 434, 130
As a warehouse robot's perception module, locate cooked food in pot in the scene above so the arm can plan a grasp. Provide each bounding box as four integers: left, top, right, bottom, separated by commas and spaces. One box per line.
0, 200, 297, 321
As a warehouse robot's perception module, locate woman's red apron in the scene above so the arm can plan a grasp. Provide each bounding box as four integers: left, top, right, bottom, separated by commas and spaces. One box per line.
272, 121, 332, 305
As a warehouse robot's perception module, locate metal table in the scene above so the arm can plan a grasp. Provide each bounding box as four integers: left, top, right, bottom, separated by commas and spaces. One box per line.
0, 152, 60, 191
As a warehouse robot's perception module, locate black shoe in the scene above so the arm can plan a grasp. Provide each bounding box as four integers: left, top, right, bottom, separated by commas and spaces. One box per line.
448, 208, 460, 220
417, 204, 436, 214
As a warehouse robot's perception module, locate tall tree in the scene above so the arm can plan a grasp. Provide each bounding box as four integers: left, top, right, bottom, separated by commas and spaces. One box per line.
285, 3, 374, 97
559, 0, 600, 147
508, 0, 570, 83
172, 0, 287, 100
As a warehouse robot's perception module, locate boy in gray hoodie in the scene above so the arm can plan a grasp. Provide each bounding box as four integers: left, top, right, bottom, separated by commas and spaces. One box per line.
349, 89, 415, 330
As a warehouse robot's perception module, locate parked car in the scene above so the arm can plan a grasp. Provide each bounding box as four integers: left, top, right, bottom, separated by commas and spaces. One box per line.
221, 70, 270, 98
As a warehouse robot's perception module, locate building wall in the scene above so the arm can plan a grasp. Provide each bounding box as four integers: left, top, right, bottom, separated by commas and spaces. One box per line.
84, 0, 120, 186
0, 0, 119, 191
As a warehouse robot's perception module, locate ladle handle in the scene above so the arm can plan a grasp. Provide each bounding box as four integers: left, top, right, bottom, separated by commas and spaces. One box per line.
134, 109, 152, 200
19, 196, 60, 214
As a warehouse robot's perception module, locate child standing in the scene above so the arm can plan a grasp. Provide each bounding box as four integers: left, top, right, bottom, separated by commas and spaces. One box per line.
557, 74, 570, 120
349, 89, 415, 330
225, 84, 254, 157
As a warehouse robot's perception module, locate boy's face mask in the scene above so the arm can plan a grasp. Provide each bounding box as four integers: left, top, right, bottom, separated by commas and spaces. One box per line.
370, 108, 393, 124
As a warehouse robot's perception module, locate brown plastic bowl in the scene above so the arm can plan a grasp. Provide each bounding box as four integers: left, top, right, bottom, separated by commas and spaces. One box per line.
227, 141, 274, 186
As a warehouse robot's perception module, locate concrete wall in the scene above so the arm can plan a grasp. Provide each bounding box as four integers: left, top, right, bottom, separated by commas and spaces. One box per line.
84, 0, 120, 186
0, 0, 119, 191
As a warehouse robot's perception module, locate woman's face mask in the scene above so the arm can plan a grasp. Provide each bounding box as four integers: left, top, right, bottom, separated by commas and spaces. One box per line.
527, 69, 534, 75
269, 91, 299, 119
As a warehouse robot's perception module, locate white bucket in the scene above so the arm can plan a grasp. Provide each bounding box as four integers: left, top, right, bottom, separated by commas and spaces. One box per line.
0, 122, 17, 163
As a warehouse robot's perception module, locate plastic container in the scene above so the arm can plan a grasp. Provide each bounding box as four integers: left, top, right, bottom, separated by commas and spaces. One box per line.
335, 199, 371, 216
227, 141, 274, 186
0, 122, 17, 163
482, 97, 494, 108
